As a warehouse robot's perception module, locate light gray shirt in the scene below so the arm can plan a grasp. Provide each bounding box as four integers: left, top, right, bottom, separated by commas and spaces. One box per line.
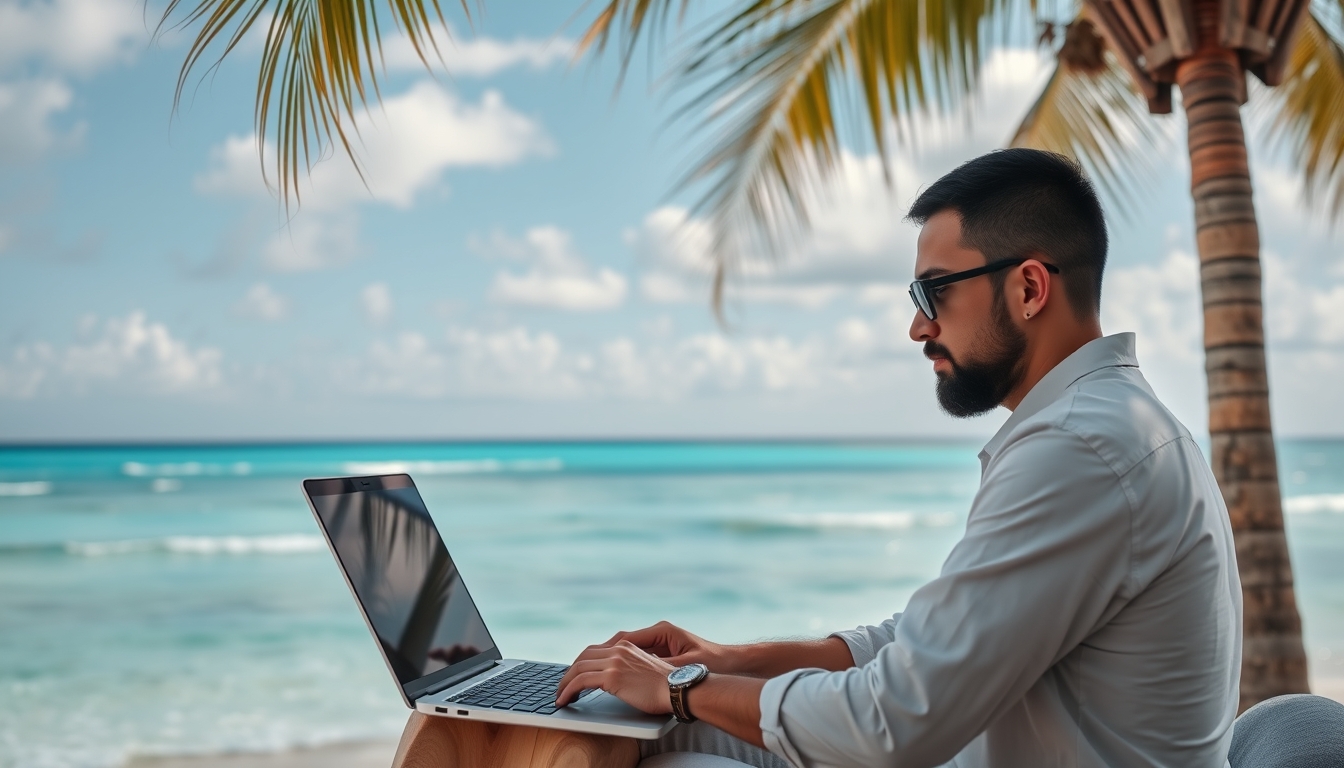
758, 333, 1242, 768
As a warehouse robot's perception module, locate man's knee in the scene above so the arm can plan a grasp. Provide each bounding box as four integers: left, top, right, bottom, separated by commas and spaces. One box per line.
1228, 694, 1344, 768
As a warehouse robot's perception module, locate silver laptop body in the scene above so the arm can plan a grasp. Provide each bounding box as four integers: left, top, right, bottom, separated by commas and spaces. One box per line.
303, 474, 675, 739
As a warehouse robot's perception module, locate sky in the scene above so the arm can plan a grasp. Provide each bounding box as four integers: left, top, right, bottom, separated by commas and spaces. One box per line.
0, 0, 1341, 442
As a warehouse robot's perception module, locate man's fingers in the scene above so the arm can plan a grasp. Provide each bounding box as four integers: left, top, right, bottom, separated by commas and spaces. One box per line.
614, 624, 677, 656
555, 671, 605, 707
555, 656, 609, 697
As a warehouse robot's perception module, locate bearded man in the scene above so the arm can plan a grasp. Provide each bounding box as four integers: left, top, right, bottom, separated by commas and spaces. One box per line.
555, 148, 1242, 767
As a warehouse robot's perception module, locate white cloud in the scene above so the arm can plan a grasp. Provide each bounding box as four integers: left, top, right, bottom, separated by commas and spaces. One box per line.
0, 0, 142, 166
0, 312, 223, 398
484, 226, 629, 311
198, 84, 553, 212
1102, 247, 1202, 364
857, 283, 907, 306
337, 315, 933, 404
381, 28, 574, 76
599, 333, 776, 397
640, 271, 700, 304
0, 0, 143, 75
197, 82, 552, 272
491, 269, 629, 311
1264, 251, 1344, 347
445, 326, 575, 395
361, 282, 394, 326
234, 283, 290, 322
347, 326, 581, 399
630, 151, 926, 309
624, 48, 1066, 311
262, 208, 361, 273
0, 78, 79, 164
0, 342, 51, 398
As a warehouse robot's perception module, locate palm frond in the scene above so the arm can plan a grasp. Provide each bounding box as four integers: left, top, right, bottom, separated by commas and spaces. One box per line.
1259, 9, 1344, 221
574, 0, 694, 83
1009, 17, 1165, 214
623, 0, 1011, 316
158, 0, 470, 210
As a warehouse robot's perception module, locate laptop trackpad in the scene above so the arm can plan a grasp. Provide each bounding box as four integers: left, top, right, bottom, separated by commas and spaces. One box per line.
553, 691, 670, 726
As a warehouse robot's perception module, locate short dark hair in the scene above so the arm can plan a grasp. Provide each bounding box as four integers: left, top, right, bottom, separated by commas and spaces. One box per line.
906, 149, 1108, 318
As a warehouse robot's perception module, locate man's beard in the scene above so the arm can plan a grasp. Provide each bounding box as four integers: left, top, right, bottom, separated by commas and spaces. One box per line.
926, 296, 1028, 418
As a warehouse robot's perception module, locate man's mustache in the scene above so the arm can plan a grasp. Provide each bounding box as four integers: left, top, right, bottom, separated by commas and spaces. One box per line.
924, 341, 955, 365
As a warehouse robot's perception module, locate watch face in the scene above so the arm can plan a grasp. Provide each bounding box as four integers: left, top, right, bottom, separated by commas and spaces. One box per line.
669, 664, 705, 686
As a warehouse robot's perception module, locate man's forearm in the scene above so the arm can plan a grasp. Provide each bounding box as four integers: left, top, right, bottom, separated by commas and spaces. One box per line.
684, 673, 769, 749
725, 636, 854, 677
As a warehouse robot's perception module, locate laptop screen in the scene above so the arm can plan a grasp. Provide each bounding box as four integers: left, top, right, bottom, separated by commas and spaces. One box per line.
306, 476, 498, 690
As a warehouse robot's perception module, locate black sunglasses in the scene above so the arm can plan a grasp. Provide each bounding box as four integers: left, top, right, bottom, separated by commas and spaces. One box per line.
909, 258, 1061, 321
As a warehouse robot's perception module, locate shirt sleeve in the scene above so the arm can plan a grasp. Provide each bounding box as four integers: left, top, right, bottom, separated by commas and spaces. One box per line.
759, 423, 1135, 768
830, 613, 903, 667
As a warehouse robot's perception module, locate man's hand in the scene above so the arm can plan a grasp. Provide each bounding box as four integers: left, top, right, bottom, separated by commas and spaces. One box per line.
555, 639, 676, 713
595, 620, 736, 672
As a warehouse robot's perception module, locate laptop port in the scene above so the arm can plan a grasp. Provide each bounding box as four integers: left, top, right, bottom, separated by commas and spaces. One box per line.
434, 707, 447, 713
458, 710, 469, 716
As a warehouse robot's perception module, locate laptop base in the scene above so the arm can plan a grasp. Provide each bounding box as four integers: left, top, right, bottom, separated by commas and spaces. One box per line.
418, 659, 675, 740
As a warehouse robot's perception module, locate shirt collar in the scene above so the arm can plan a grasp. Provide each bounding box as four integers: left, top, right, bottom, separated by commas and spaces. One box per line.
978, 332, 1139, 466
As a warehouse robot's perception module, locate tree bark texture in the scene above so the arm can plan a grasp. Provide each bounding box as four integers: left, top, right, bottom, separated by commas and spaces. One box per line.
1178, 0, 1310, 712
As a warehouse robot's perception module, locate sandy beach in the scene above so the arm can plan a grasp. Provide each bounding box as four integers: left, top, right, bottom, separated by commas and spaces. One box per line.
127, 741, 399, 768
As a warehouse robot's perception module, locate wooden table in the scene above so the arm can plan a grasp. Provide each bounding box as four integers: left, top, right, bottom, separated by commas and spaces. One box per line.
391, 713, 642, 768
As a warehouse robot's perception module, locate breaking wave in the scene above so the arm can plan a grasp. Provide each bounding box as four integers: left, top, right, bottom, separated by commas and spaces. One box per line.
717, 511, 961, 534
0, 481, 53, 496
341, 458, 563, 475
121, 461, 253, 477
61, 534, 326, 557
1284, 494, 1344, 514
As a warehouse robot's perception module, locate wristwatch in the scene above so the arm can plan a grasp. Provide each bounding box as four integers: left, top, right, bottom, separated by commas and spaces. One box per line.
667, 663, 709, 723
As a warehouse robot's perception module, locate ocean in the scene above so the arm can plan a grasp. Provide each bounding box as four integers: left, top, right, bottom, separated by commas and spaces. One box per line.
2, 440, 1342, 768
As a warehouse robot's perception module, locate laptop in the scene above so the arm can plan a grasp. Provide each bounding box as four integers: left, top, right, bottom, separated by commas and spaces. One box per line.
303, 473, 676, 739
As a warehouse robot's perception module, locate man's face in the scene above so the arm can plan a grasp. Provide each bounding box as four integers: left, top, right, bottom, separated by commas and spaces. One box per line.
909, 211, 1027, 418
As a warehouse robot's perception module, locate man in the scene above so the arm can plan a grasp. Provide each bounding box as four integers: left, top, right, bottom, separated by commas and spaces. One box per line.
555, 149, 1243, 767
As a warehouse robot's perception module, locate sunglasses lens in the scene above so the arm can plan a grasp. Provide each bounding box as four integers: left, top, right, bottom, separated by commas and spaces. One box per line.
910, 285, 934, 321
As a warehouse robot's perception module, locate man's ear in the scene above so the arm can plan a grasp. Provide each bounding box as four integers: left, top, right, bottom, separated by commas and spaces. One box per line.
1019, 257, 1052, 319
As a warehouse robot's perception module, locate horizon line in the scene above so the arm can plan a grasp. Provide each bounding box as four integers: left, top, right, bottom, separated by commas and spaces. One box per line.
2, 433, 1343, 449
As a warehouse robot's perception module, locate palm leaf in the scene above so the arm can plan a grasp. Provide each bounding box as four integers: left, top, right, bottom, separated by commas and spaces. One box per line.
579, 0, 1010, 315
1009, 17, 1164, 214
574, 0, 695, 88
158, 0, 470, 209
1259, 8, 1344, 221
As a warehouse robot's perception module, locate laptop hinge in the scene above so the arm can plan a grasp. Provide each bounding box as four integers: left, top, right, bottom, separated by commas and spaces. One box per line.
419, 660, 499, 698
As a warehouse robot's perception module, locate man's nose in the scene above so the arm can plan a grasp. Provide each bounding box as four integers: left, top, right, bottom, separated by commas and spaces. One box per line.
910, 310, 938, 342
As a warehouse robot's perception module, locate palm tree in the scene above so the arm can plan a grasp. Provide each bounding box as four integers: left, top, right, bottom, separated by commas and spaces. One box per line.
161, 0, 1344, 710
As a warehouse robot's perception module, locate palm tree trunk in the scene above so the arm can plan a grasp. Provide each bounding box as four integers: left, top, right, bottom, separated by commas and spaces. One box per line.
1178, 0, 1310, 712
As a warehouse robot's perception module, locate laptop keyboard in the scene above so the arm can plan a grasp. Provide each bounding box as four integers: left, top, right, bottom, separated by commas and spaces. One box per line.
446, 662, 574, 715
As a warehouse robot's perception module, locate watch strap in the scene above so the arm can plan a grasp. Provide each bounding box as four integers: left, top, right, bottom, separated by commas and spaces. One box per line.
670, 684, 695, 723
668, 663, 708, 724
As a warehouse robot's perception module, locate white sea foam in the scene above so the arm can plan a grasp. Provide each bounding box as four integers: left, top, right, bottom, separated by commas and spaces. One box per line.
121, 461, 252, 477
150, 478, 183, 493
65, 534, 326, 557
0, 480, 53, 496
781, 511, 919, 530
341, 458, 563, 475
1285, 494, 1344, 514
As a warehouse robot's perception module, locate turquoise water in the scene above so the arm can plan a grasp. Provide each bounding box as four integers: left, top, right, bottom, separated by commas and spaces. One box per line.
2, 440, 1342, 767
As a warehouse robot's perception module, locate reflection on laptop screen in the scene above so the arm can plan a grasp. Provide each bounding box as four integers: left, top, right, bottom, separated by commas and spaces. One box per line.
310, 484, 496, 686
